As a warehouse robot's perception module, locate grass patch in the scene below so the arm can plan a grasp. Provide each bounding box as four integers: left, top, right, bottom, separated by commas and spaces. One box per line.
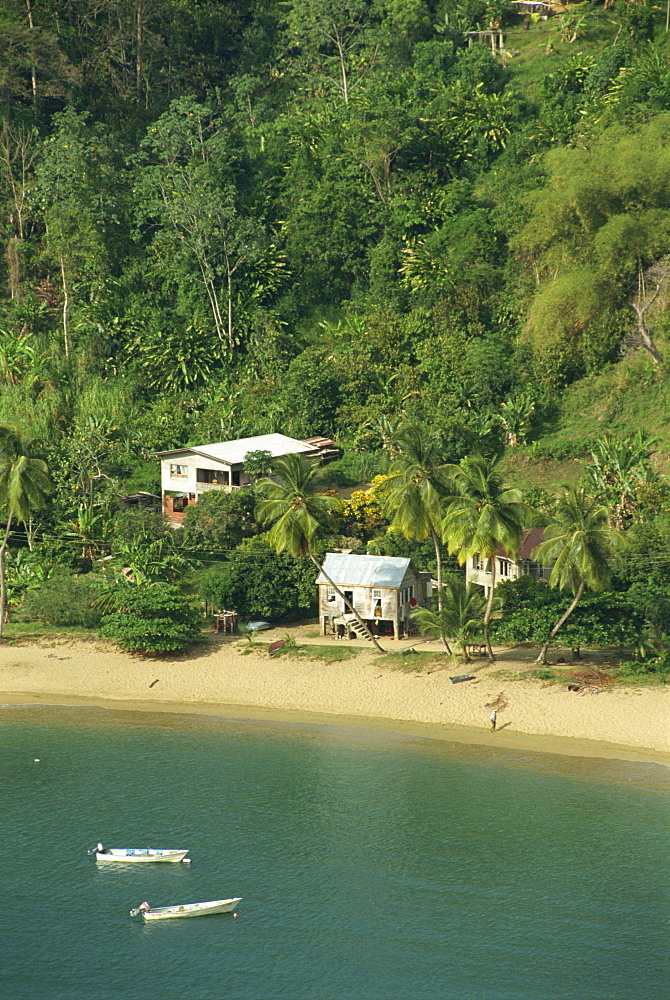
531, 667, 559, 681
527, 356, 670, 467
268, 642, 358, 663
1, 622, 99, 645
500, 450, 583, 493
378, 650, 452, 672
504, 15, 620, 104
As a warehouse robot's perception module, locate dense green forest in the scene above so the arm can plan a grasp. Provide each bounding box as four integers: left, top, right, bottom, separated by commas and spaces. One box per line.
2, 0, 670, 671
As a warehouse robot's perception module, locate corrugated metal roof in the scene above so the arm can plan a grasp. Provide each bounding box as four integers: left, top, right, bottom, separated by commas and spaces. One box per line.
154, 433, 318, 465
316, 553, 414, 588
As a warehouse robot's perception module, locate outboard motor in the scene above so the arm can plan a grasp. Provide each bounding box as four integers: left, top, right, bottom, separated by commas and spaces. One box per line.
87, 841, 104, 856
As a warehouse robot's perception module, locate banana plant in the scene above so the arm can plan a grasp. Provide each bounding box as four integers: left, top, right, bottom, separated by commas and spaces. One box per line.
4, 548, 52, 618
111, 535, 198, 585
57, 504, 113, 561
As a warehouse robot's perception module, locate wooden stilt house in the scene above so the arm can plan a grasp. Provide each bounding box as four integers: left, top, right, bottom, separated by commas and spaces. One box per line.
316, 553, 432, 641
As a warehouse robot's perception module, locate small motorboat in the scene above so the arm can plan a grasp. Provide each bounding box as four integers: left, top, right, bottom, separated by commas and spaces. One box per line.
88, 843, 190, 863
130, 898, 242, 920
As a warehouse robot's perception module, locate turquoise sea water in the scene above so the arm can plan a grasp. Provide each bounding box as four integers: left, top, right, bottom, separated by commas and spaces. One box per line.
0, 706, 668, 1000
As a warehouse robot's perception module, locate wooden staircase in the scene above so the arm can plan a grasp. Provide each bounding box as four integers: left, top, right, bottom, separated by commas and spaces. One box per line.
341, 614, 376, 644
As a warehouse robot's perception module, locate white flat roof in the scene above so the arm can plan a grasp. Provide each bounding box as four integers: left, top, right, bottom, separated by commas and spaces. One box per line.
155, 433, 318, 466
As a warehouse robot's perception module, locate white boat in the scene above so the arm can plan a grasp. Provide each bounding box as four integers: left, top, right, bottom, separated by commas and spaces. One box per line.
130, 898, 242, 920
89, 843, 190, 863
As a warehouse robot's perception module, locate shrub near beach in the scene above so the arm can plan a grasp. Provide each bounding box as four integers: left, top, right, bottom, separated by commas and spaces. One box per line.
17, 572, 107, 628
196, 539, 317, 620
99, 584, 203, 654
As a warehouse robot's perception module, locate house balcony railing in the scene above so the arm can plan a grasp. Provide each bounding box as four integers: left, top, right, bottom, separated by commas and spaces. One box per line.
195, 482, 243, 494
196, 481, 229, 492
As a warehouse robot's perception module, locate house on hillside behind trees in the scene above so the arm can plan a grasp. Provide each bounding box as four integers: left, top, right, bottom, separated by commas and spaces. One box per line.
465, 528, 552, 596
317, 553, 432, 641
154, 433, 337, 525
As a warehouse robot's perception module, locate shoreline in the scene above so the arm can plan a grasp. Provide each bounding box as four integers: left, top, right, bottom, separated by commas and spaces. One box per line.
3, 691, 669, 767
1, 632, 669, 766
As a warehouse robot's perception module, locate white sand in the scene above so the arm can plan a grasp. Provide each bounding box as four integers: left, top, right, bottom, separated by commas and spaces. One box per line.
1, 628, 668, 763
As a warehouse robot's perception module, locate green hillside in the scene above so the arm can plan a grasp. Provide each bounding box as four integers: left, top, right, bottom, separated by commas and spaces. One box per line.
2, 1, 670, 670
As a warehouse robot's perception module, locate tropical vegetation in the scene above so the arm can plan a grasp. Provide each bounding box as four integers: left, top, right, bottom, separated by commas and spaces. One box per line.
1, 2, 670, 673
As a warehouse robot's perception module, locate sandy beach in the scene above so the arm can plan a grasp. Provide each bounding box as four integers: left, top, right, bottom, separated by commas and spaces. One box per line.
1, 625, 668, 764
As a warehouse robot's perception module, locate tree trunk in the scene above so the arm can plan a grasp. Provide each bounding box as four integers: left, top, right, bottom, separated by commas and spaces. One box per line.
536, 580, 585, 664
431, 527, 443, 612
25, 1, 38, 106
227, 265, 233, 349
309, 553, 384, 654
483, 556, 497, 661
631, 260, 664, 365
632, 300, 663, 365
60, 255, 70, 359
0, 513, 13, 638
195, 252, 226, 342
136, 0, 143, 106
334, 35, 349, 103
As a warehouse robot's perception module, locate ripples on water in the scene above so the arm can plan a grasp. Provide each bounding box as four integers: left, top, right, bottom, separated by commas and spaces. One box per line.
0, 705, 668, 1000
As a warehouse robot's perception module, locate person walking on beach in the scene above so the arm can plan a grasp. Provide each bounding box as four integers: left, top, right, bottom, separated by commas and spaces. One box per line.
489, 710, 497, 732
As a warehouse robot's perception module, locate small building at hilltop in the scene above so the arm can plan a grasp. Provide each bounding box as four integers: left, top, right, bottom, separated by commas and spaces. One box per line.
465, 527, 552, 596
316, 553, 432, 641
154, 433, 337, 525
510, 0, 567, 15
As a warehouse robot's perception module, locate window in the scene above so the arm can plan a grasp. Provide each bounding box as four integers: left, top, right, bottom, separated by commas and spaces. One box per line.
498, 558, 512, 577
473, 553, 487, 571
372, 589, 382, 600
327, 587, 336, 603
197, 468, 228, 485
170, 464, 188, 478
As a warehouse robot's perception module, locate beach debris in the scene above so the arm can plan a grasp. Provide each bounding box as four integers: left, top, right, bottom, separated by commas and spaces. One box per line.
268, 639, 287, 655
449, 673, 475, 684
570, 667, 614, 690
149, 678, 159, 688
485, 692, 508, 712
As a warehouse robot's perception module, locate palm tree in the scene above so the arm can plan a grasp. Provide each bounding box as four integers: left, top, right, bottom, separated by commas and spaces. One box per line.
442, 454, 527, 662
0, 425, 51, 637
255, 453, 384, 653
380, 426, 450, 610
532, 487, 626, 664
411, 576, 487, 659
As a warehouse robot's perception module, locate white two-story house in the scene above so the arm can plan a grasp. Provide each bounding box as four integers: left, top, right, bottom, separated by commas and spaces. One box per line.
465, 527, 552, 595
154, 433, 325, 524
